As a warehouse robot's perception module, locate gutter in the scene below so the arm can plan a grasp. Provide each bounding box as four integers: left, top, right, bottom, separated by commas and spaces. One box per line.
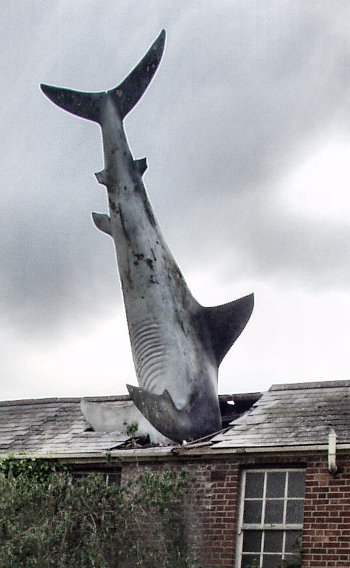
174, 442, 350, 457
4, 443, 350, 463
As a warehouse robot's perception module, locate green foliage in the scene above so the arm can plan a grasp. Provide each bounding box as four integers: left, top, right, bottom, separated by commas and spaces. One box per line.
123, 420, 139, 437
0, 455, 69, 482
0, 457, 196, 568
131, 468, 196, 567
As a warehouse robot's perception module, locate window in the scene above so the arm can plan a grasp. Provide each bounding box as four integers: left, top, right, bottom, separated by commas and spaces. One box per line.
71, 465, 121, 486
237, 469, 305, 568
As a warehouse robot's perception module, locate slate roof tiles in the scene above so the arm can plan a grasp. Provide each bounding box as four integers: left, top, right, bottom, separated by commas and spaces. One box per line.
0, 397, 129, 457
213, 380, 350, 448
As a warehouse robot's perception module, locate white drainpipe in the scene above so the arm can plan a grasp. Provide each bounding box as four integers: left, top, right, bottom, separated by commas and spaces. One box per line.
328, 428, 337, 475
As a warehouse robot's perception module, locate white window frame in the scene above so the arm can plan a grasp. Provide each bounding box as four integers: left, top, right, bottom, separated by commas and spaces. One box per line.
236, 468, 305, 568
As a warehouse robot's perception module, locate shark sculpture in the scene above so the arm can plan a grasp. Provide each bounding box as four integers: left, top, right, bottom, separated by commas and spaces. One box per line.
41, 30, 254, 443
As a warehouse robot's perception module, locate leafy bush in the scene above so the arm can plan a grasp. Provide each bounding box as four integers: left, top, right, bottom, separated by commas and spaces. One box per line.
0, 457, 196, 568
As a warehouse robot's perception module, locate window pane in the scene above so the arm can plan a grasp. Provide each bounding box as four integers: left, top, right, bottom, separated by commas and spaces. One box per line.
243, 531, 262, 552
246, 472, 265, 498
244, 500, 263, 524
286, 500, 304, 524
262, 555, 283, 568
264, 500, 284, 524
239, 471, 305, 568
284, 554, 301, 566
264, 531, 283, 553
288, 471, 305, 498
266, 472, 286, 498
285, 530, 302, 553
241, 553, 260, 568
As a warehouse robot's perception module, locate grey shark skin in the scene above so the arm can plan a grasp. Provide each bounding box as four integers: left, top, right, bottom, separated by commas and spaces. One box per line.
41, 30, 254, 443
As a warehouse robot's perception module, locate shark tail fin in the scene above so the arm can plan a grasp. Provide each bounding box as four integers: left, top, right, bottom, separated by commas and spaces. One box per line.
109, 29, 165, 119
40, 84, 104, 122
203, 292, 254, 366
40, 29, 166, 123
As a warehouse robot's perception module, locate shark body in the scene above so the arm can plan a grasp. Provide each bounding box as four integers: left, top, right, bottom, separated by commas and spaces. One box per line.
41, 30, 254, 443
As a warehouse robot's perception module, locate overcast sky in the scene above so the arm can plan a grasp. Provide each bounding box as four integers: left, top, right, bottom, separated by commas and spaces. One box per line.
1, 0, 350, 401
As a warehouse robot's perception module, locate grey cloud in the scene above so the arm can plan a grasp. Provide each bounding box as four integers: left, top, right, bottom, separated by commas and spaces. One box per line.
147, 2, 350, 291
1, 1, 350, 397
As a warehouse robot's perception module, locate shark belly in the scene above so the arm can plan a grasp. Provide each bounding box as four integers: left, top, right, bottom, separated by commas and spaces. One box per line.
109, 182, 217, 411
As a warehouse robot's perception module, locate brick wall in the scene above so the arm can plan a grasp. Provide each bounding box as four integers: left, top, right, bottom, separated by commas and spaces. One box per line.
303, 456, 350, 567
189, 460, 240, 567
121, 452, 350, 568
121, 459, 240, 567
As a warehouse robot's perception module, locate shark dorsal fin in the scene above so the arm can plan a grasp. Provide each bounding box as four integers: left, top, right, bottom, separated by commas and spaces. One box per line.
203, 293, 254, 366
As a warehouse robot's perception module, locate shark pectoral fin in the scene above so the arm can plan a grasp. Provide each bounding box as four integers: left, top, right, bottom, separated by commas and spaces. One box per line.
134, 158, 148, 176
127, 384, 222, 443
204, 292, 254, 366
127, 384, 176, 435
92, 212, 112, 236
127, 384, 187, 443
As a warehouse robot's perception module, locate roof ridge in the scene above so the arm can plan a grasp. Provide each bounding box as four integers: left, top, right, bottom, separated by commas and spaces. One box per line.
0, 392, 257, 407
270, 379, 350, 392
0, 395, 133, 407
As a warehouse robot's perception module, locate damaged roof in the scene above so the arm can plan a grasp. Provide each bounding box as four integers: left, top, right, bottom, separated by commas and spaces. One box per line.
0, 393, 258, 458
0, 395, 131, 457
1, 380, 349, 458
213, 380, 350, 449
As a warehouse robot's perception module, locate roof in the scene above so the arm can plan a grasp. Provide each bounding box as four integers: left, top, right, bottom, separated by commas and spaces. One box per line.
1, 380, 350, 458
0, 393, 259, 458
213, 380, 350, 449
0, 396, 130, 457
